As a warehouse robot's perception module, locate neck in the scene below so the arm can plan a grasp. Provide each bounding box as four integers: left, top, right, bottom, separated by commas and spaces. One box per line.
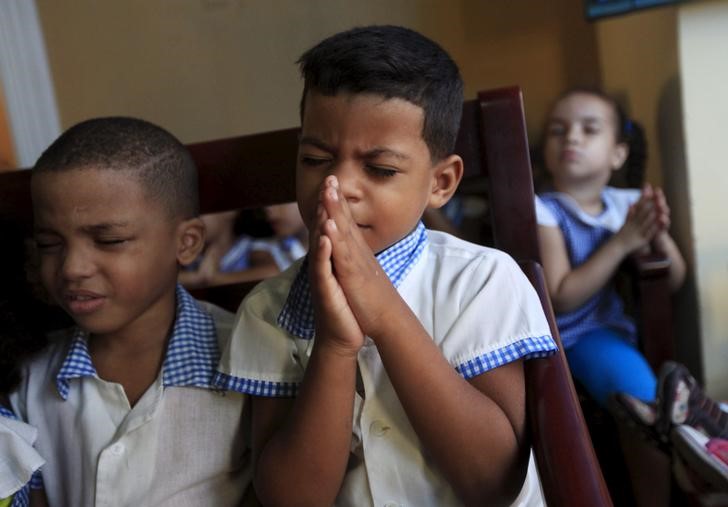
88, 289, 176, 357
553, 180, 605, 216
87, 289, 177, 407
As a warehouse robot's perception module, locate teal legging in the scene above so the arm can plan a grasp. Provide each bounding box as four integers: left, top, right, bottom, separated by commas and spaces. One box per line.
565, 327, 657, 407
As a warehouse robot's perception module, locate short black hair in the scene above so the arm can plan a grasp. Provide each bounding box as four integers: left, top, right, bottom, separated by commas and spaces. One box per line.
297, 25, 464, 162
33, 117, 199, 218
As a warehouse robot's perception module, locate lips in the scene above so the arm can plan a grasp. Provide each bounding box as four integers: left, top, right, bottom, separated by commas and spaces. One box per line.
63, 291, 106, 315
561, 149, 580, 162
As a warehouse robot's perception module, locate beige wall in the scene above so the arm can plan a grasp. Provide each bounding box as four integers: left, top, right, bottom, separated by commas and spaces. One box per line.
678, 0, 728, 399
595, 5, 705, 382
595, 7, 679, 188
35, 0, 598, 144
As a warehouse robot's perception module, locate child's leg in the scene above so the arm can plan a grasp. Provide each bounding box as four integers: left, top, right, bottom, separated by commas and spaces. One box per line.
566, 328, 657, 407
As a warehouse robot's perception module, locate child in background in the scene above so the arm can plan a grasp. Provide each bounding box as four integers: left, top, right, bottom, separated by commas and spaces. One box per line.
179, 202, 307, 289
215, 25, 557, 506
9, 117, 252, 506
260, 202, 308, 271
534, 87, 686, 506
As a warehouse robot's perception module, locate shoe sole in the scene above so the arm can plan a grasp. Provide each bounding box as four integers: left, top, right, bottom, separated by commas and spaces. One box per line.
671, 425, 728, 492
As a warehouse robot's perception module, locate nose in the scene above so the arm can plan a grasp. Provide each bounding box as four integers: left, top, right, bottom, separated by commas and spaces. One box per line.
60, 245, 95, 282
330, 162, 361, 203
565, 124, 581, 144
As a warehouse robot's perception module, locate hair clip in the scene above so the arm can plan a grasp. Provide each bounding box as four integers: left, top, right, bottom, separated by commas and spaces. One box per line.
624, 119, 634, 136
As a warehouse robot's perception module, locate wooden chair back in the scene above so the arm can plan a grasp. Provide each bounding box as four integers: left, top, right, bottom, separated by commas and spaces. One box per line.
0, 87, 612, 506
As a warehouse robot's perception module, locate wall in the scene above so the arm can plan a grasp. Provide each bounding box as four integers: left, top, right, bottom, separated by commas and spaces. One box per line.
678, 0, 728, 399
34, 0, 598, 144
595, 6, 703, 382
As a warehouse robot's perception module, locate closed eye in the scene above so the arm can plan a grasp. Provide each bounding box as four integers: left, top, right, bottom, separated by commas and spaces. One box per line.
95, 238, 130, 247
35, 240, 61, 251
546, 124, 566, 137
366, 165, 397, 178
299, 156, 330, 168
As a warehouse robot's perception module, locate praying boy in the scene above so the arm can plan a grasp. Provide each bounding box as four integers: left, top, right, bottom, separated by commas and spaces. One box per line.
215, 25, 557, 506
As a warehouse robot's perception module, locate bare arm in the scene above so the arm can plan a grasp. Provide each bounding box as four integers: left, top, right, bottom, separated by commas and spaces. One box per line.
180, 248, 281, 289
375, 300, 529, 506
251, 199, 363, 507
653, 232, 686, 291
539, 189, 663, 313
651, 187, 687, 291
252, 344, 357, 507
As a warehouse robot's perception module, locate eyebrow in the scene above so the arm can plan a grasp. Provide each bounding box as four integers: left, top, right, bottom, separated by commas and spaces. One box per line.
34, 222, 130, 235
299, 137, 410, 160
82, 222, 130, 234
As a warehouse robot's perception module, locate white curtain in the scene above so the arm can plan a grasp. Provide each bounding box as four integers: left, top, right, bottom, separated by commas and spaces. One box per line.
0, 0, 60, 168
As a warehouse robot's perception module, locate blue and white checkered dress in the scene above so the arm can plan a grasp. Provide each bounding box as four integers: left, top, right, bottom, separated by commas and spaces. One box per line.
538, 193, 636, 348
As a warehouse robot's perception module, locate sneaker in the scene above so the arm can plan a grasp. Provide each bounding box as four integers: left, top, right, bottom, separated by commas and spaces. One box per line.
656, 361, 728, 439
608, 392, 670, 452
671, 425, 728, 492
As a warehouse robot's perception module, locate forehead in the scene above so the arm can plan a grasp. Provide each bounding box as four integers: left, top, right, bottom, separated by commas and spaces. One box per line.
31, 167, 169, 225
301, 91, 428, 153
551, 93, 616, 122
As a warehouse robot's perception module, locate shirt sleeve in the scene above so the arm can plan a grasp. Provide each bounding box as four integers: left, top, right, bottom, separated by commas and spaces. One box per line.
534, 195, 558, 227
438, 250, 557, 379
0, 414, 45, 499
214, 272, 304, 397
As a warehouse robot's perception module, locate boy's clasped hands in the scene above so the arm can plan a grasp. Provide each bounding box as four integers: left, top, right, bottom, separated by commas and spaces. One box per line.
311, 174, 400, 356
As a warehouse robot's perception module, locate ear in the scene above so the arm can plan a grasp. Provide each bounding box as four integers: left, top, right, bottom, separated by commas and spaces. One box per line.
428, 154, 464, 209
611, 141, 629, 171
175, 217, 205, 267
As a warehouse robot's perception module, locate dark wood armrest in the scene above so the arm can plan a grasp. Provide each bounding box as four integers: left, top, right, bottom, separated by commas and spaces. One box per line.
620, 252, 675, 371
519, 260, 613, 507
624, 251, 671, 279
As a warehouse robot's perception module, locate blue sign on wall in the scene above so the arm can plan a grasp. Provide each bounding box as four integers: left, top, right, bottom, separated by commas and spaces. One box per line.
585, 0, 683, 20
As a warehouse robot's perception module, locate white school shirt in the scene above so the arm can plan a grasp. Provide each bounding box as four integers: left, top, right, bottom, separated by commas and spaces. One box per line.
10, 290, 252, 507
0, 409, 44, 501
218, 230, 556, 507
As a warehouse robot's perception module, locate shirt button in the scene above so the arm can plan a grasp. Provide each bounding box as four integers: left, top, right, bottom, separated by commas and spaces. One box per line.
110, 443, 125, 456
369, 420, 390, 437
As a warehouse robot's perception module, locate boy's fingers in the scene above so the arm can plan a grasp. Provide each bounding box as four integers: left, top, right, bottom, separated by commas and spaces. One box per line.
321, 177, 355, 237
323, 217, 354, 270
312, 235, 335, 296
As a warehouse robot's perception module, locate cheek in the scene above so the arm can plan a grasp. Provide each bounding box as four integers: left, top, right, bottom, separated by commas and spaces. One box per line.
295, 183, 319, 229
38, 257, 57, 287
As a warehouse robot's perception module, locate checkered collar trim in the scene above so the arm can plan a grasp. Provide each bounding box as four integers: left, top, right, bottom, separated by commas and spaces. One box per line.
277, 222, 428, 339
55, 285, 219, 400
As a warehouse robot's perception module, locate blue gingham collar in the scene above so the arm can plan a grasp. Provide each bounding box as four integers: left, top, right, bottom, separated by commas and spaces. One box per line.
55, 285, 219, 400
277, 221, 428, 339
